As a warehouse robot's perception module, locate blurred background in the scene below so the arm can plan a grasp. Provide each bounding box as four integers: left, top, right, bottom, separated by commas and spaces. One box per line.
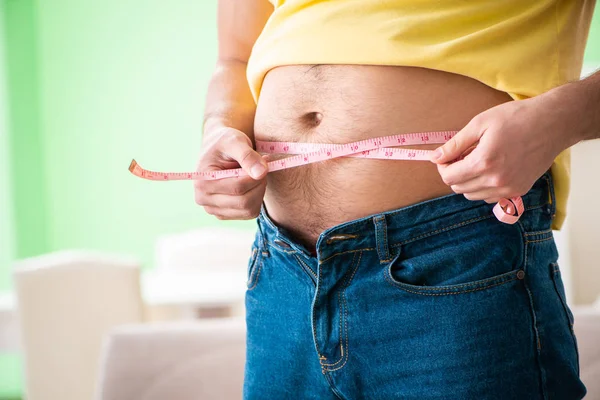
0, 1, 599, 399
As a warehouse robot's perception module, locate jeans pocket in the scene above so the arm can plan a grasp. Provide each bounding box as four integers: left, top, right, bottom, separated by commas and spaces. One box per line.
384, 215, 526, 295
550, 262, 580, 373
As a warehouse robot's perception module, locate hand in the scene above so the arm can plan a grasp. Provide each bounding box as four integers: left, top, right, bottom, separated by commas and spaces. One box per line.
429, 96, 568, 206
194, 127, 268, 220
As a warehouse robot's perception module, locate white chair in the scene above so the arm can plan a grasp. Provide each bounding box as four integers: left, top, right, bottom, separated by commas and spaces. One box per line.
14, 250, 145, 400
95, 308, 600, 400
0, 291, 19, 353
154, 227, 256, 271
96, 317, 246, 400
151, 228, 256, 320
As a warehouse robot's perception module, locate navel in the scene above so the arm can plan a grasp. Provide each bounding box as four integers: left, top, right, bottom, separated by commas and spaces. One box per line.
302, 111, 323, 127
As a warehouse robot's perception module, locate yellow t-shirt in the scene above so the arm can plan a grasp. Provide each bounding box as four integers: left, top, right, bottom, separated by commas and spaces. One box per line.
247, 0, 597, 230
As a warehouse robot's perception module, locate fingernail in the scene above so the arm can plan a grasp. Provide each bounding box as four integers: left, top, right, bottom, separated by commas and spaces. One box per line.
250, 163, 266, 179
431, 149, 442, 161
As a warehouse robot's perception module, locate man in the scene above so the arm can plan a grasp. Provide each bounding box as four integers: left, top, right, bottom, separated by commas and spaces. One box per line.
196, 1, 598, 398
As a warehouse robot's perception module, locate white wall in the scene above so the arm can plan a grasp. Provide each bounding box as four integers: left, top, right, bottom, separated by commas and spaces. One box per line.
559, 62, 600, 305
567, 139, 600, 305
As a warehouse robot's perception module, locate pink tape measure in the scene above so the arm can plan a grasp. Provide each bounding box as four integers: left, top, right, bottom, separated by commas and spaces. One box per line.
129, 131, 524, 224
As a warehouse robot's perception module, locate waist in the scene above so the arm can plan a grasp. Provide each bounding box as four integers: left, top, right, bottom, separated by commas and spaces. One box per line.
254, 65, 513, 250
258, 170, 555, 260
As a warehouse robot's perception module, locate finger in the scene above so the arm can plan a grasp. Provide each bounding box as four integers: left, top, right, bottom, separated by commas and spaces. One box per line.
196, 181, 266, 219
220, 133, 268, 180
203, 206, 261, 220
483, 198, 501, 205
198, 174, 264, 196
430, 123, 484, 164
463, 189, 505, 202
449, 174, 490, 194
437, 152, 482, 186
196, 188, 265, 210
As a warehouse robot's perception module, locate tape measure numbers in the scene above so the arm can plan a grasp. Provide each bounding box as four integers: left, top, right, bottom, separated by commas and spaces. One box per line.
129, 131, 525, 224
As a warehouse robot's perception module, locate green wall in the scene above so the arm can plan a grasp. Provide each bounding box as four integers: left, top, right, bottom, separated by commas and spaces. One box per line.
1, 0, 252, 288
0, 0, 15, 292
4, 0, 48, 270
587, 8, 600, 62
33, 0, 251, 268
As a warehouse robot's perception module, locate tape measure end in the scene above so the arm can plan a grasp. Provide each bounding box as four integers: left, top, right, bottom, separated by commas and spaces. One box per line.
129, 159, 139, 174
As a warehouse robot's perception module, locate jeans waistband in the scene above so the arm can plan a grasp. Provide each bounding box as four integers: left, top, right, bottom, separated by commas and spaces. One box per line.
257, 169, 555, 263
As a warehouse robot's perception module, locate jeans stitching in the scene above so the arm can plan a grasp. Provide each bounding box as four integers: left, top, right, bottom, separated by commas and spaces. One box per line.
522, 241, 548, 399
323, 371, 346, 400
322, 251, 361, 369
293, 254, 318, 282
245, 248, 258, 288
320, 290, 345, 368
384, 271, 520, 296
385, 246, 523, 292
383, 211, 528, 295
524, 229, 553, 236
389, 215, 492, 248
320, 248, 374, 265
393, 269, 519, 290
379, 194, 485, 218
525, 237, 554, 244
543, 170, 556, 216
268, 243, 297, 254
524, 204, 547, 212
374, 217, 382, 261
323, 215, 513, 265
374, 216, 390, 263
312, 260, 324, 358
246, 252, 263, 291
550, 263, 580, 375
320, 262, 349, 368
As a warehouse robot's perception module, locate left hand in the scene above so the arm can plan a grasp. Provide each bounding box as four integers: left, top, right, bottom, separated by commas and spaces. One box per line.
429, 96, 569, 205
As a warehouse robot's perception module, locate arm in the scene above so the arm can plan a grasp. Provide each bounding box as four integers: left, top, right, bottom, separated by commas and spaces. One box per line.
203, 0, 273, 140
429, 68, 600, 204
542, 69, 600, 147
195, 1, 273, 220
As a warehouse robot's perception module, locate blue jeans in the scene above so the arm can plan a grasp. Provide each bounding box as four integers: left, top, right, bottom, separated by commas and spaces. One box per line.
243, 170, 585, 399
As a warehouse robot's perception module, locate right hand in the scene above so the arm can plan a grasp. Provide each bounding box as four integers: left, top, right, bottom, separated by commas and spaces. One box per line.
194, 127, 268, 220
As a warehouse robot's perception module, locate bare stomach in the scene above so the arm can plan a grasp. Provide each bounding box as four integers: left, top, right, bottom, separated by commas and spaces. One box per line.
254, 65, 512, 253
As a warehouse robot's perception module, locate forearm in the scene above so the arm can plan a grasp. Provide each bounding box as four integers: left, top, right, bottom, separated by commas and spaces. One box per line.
202, 59, 257, 143
542, 70, 600, 148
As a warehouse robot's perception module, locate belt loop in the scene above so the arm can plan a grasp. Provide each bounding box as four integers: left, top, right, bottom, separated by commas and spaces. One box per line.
545, 169, 557, 217
373, 215, 391, 264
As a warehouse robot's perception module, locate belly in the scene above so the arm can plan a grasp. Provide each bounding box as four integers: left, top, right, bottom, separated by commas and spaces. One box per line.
254, 65, 512, 252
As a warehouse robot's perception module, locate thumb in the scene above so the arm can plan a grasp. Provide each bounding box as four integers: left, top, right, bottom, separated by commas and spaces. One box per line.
221, 133, 268, 180
430, 125, 484, 164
